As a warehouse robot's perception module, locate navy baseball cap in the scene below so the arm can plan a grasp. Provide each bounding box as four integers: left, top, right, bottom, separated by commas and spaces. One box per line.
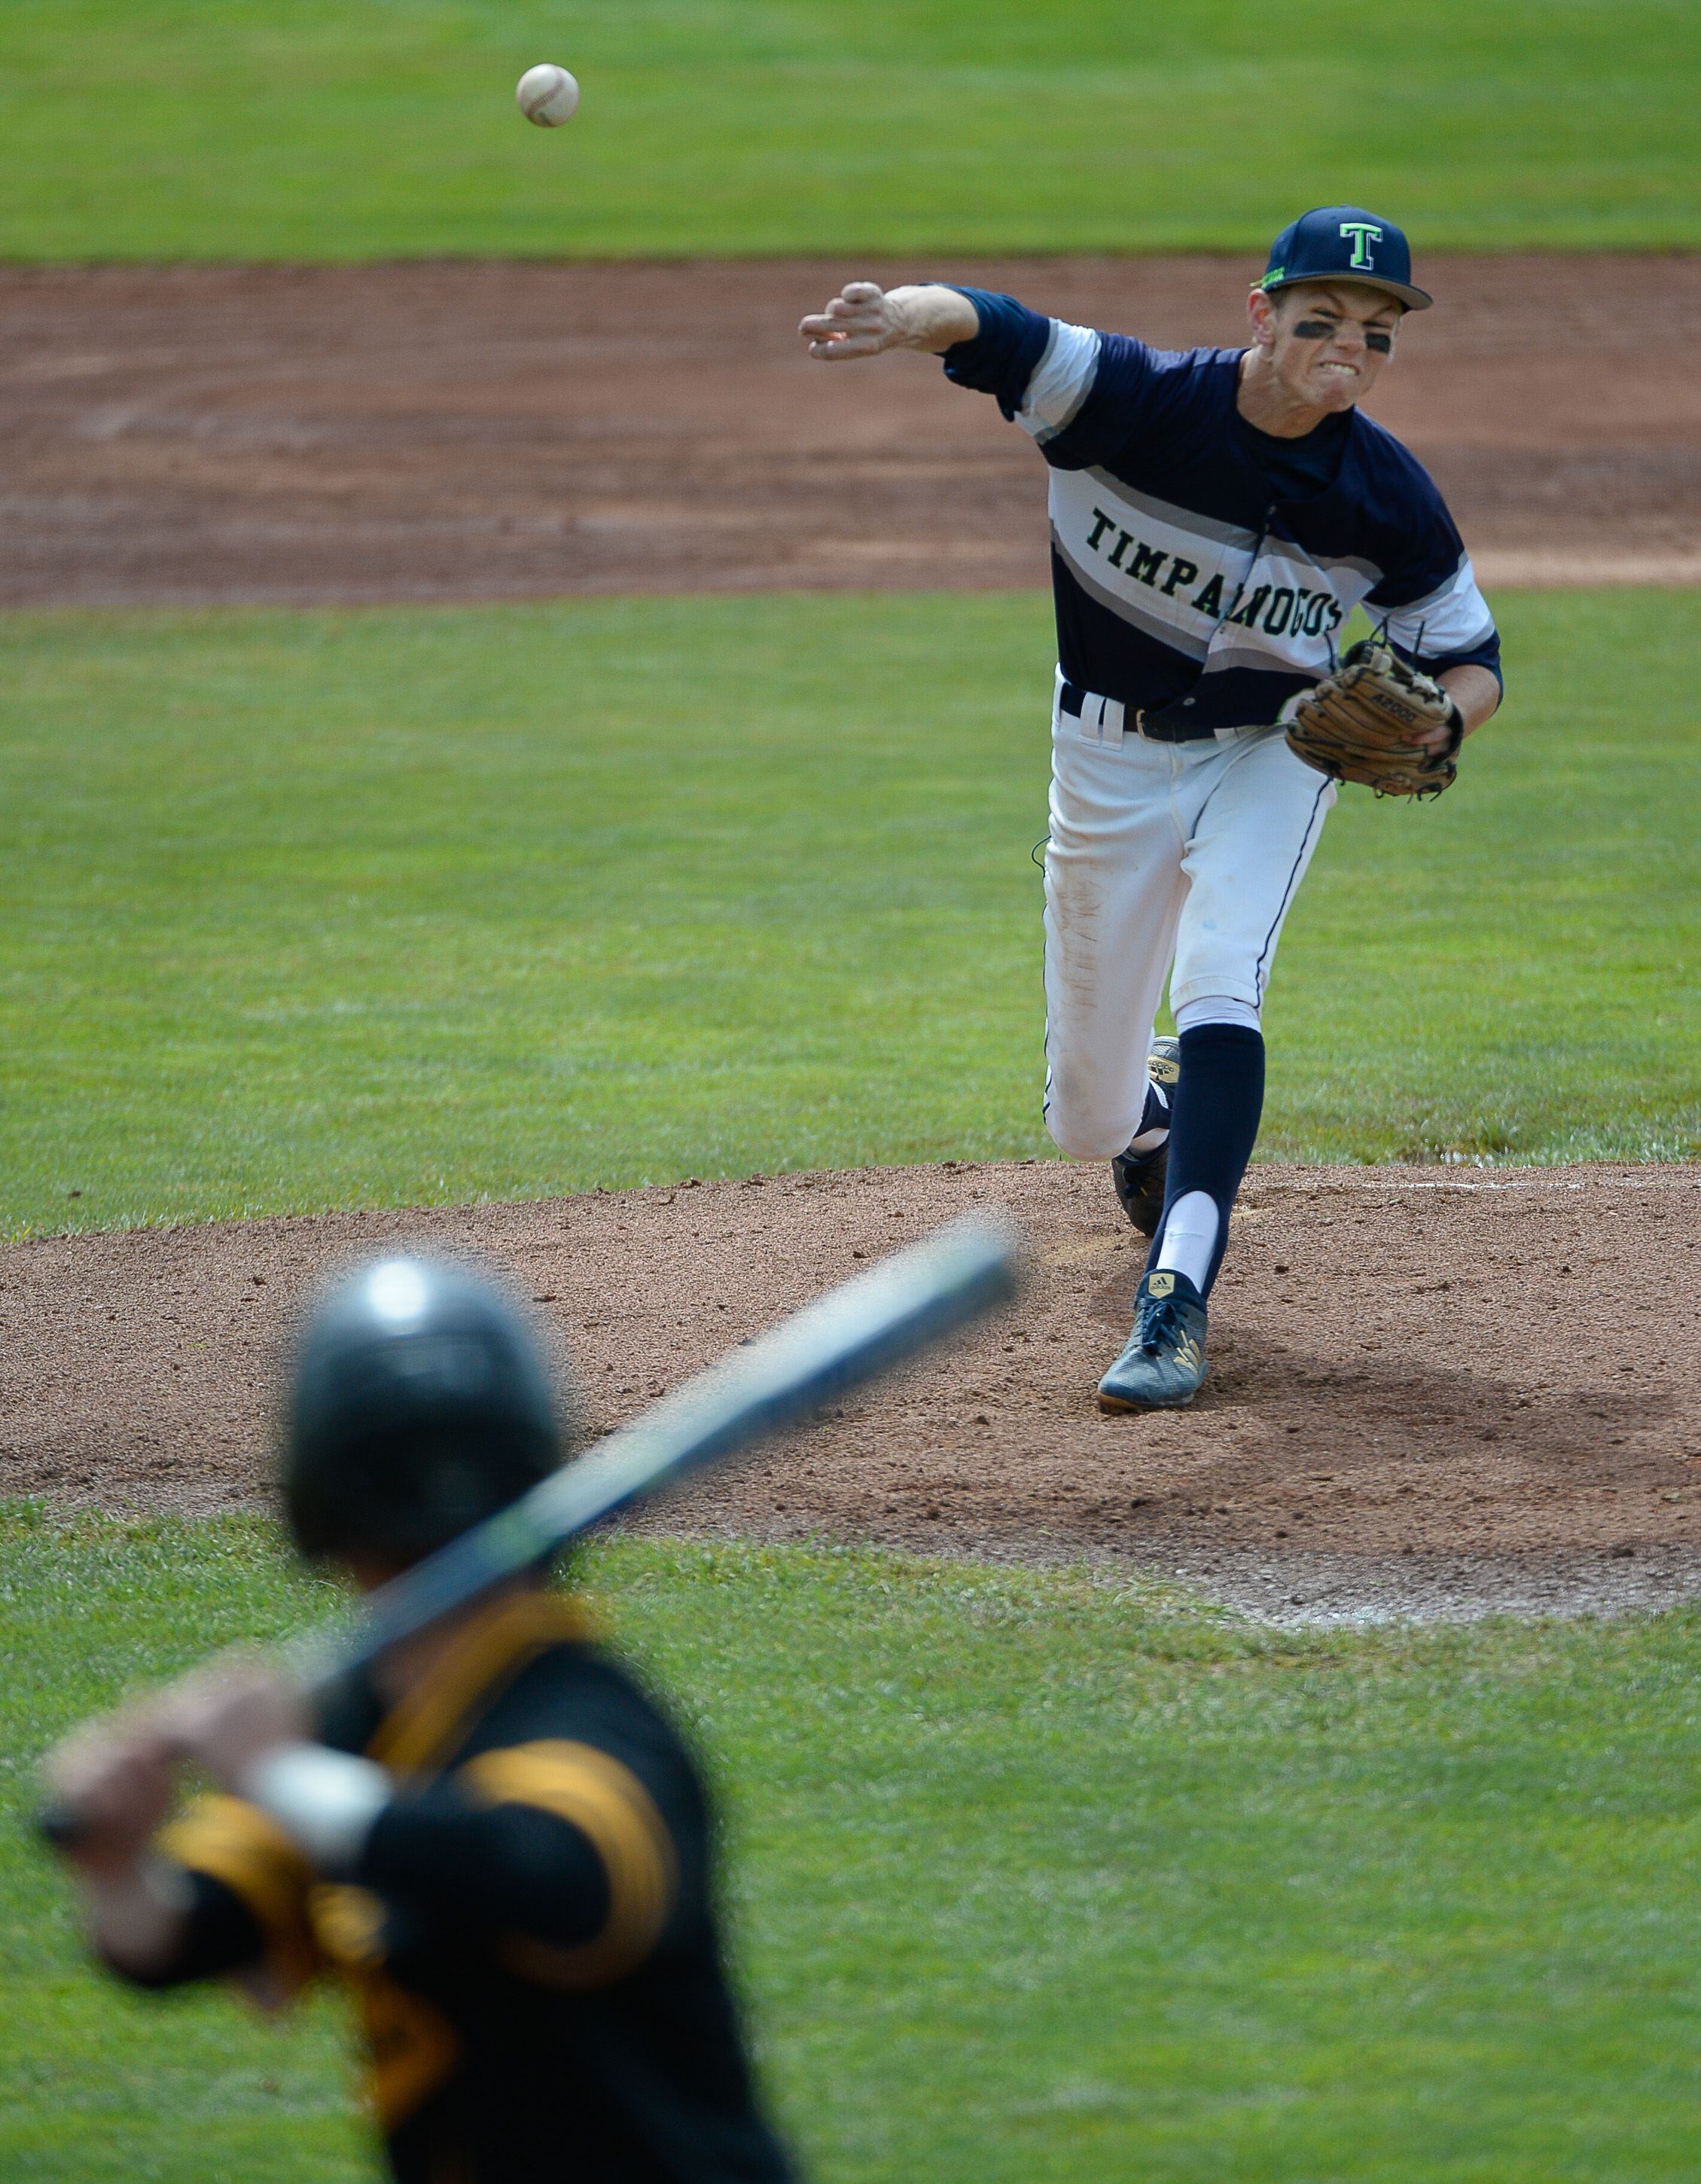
1257, 206, 1432, 312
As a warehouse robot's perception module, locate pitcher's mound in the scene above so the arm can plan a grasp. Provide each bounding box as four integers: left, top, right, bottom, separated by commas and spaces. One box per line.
2, 1161, 1697, 1622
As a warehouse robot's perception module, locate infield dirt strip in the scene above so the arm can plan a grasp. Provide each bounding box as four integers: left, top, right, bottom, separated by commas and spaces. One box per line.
2, 254, 1698, 605
5, 1162, 1699, 1624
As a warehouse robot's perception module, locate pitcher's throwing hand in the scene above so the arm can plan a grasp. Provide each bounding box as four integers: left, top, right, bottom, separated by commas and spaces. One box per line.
800, 280, 979, 359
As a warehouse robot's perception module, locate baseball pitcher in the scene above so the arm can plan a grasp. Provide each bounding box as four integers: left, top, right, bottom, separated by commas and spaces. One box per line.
800, 206, 1502, 1410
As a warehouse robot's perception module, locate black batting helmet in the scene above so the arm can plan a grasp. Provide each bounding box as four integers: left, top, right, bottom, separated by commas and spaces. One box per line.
282, 1255, 572, 1563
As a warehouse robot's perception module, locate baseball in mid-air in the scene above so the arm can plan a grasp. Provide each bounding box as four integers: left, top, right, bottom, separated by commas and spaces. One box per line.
516, 63, 581, 127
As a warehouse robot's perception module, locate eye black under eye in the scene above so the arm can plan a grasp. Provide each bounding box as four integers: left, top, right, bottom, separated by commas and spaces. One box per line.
1294, 316, 1394, 353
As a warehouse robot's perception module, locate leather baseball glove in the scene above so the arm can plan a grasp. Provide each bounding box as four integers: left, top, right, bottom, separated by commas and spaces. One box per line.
1285, 638, 1464, 796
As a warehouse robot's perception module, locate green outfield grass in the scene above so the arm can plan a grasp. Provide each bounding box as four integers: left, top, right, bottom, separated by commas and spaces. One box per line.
0, 588, 1695, 1241
3, 0, 1699, 259
4, 1507, 1701, 2181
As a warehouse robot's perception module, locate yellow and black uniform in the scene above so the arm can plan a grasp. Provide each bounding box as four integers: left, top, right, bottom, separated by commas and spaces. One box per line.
127, 1592, 795, 2184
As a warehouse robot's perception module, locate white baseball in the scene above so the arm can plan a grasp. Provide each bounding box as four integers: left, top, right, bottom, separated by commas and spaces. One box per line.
516, 63, 581, 127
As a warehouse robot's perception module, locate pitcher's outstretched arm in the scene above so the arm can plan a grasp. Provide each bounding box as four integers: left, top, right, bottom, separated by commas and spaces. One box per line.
799, 281, 980, 361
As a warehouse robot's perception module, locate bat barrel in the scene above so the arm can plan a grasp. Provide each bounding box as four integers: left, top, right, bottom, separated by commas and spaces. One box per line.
346, 1214, 1020, 1664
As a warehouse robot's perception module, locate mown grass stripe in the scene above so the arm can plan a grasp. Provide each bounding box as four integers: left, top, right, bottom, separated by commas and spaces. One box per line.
0, 589, 1695, 1240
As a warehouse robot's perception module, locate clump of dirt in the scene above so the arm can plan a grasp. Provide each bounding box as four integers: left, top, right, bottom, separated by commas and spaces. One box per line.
2, 255, 1696, 607
2, 1160, 1697, 1623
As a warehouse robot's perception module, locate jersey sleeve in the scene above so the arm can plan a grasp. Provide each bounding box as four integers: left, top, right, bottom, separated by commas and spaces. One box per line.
939, 290, 1172, 469
1363, 492, 1503, 688
940, 291, 1109, 441
938, 289, 1059, 419
358, 1737, 681, 1990
128, 1793, 325, 2002
112, 1868, 275, 1991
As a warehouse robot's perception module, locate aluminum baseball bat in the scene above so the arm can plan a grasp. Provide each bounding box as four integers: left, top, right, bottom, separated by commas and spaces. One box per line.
313, 1211, 1019, 1676
39, 1215, 1019, 1846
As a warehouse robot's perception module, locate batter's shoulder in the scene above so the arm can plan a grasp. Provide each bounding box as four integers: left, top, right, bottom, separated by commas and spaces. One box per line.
471, 1639, 705, 1801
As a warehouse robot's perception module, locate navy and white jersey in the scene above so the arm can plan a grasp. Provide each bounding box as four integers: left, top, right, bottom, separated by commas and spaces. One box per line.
943, 289, 1502, 731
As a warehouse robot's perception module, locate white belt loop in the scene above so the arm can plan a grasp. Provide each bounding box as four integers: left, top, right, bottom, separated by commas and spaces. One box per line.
1079, 690, 1125, 749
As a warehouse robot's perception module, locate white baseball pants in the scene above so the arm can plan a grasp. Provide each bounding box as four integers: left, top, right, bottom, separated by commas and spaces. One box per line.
1041, 683, 1337, 1161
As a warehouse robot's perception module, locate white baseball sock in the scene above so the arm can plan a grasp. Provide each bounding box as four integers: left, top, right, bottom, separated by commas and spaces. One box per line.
1154, 1189, 1218, 1292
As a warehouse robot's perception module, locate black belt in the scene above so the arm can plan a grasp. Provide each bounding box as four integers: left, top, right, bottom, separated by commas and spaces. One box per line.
1059, 680, 1215, 743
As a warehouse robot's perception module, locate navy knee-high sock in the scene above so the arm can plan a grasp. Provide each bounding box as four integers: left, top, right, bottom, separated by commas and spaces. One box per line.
1146, 1024, 1265, 1295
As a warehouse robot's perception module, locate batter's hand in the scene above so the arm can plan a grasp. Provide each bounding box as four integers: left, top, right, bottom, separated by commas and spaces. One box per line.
799, 282, 980, 360
161, 1652, 309, 1792
43, 1703, 179, 1874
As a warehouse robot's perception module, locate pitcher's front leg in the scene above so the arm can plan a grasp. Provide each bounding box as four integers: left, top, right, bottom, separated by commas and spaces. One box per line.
1099, 730, 1334, 1415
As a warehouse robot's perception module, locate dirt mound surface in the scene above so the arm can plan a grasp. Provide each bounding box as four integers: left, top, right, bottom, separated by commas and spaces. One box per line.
3, 1161, 1698, 1622
2, 256, 1696, 608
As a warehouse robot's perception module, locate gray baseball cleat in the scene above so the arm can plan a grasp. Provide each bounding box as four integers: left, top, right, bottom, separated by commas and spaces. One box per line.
1109, 1036, 1181, 1237
1097, 1267, 1208, 1411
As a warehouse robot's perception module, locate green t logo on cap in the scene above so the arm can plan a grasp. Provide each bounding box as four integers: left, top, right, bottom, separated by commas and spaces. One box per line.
1339, 221, 1383, 269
